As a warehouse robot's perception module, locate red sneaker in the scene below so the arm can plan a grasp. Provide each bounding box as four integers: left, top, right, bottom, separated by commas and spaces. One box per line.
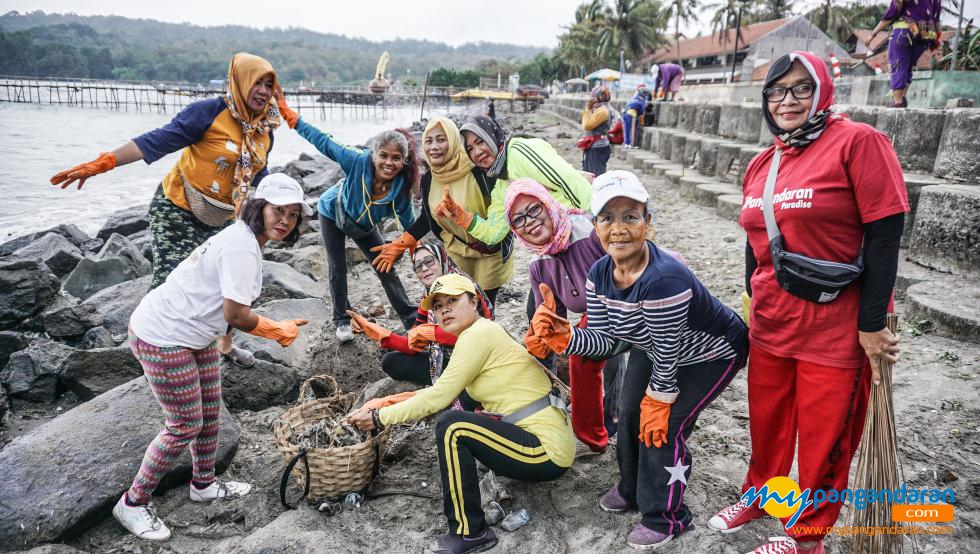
707, 498, 765, 533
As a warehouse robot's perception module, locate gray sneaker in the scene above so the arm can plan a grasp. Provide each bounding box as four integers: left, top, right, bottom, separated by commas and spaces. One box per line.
336, 324, 354, 343
112, 494, 171, 541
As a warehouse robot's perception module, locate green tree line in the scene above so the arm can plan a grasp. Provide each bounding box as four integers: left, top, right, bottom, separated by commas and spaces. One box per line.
0, 10, 548, 84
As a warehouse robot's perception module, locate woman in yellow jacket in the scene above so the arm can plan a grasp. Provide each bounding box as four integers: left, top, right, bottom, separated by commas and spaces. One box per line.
373, 117, 515, 306
349, 273, 574, 554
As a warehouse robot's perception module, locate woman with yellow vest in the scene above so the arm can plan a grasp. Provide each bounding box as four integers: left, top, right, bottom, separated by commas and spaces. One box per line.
348, 273, 574, 554
372, 117, 515, 306
50, 52, 282, 367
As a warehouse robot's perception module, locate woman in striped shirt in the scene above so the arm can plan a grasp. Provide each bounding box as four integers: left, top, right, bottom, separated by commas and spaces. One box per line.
526, 170, 748, 550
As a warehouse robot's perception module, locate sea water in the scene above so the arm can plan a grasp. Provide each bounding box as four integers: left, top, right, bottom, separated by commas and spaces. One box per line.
0, 102, 436, 240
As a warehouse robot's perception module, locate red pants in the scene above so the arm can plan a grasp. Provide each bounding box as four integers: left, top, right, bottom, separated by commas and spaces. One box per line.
742, 343, 871, 542
570, 316, 609, 452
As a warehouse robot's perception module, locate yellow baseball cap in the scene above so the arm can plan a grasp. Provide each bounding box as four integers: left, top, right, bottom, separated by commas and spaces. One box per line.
420, 273, 477, 311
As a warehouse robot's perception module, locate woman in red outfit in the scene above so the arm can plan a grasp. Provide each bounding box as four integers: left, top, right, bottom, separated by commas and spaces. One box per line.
707, 51, 908, 554
348, 243, 494, 387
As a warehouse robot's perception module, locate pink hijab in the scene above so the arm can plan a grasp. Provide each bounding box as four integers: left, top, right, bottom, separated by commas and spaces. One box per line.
504, 178, 587, 256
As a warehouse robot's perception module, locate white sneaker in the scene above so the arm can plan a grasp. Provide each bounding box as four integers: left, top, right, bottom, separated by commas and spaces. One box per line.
336, 325, 354, 343
188, 479, 252, 502
112, 494, 171, 541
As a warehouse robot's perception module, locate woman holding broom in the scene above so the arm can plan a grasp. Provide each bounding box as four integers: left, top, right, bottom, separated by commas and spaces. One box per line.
707, 51, 908, 554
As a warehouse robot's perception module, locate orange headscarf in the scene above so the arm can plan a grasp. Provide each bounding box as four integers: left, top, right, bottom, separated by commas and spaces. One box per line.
223, 52, 282, 214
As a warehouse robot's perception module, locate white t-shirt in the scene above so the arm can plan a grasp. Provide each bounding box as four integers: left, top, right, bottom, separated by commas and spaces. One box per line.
130, 221, 263, 349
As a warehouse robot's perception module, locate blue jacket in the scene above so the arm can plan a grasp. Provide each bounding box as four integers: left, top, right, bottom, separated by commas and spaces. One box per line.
625, 92, 647, 113
296, 118, 414, 231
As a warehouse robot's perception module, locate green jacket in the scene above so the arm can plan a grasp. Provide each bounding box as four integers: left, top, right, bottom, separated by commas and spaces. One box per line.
466, 137, 593, 245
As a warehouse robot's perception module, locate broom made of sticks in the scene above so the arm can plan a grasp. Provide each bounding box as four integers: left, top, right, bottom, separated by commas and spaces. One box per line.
849, 313, 918, 554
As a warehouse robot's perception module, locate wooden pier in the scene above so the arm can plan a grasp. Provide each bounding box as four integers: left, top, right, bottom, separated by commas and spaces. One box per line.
0, 76, 464, 120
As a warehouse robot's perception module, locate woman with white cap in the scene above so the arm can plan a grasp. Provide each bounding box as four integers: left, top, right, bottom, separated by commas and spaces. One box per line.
115, 173, 311, 542
348, 272, 574, 554
526, 170, 748, 550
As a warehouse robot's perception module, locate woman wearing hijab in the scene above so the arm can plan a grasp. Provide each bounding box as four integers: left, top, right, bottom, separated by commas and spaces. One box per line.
526, 170, 748, 550
866, 0, 942, 108
434, 115, 594, 250
622, 84, 648, 149
372, 117, 514, 306
352, 243, 494, 387
348, 273, 574, 554
275, 97, 420, 341
580, 85, 618, 175
652, 63, 685, 101
503, 177, 625, 454
51, 52, 282, 367
707, 51, 908, 554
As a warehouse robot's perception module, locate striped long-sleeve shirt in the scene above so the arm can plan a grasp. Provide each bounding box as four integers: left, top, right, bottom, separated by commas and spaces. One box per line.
566, 243, 746, 398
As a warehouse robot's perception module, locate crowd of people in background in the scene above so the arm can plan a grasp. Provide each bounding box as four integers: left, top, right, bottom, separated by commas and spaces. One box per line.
50, 46, 908, 554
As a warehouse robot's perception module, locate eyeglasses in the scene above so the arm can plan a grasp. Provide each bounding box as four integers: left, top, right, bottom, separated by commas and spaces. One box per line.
763, 82, 816, 103
413, 256, 437, 273
509, 203, 544, 230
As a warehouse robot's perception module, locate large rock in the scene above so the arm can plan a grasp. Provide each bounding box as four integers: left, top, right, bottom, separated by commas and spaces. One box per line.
231, 298, 330, 368
0, 376, 240, 548
0, 330, 29, 370
932, 108, 980, 181
261, 260, 325, 301
907, 185, 980, 276
96, 204, 149, 240
81, 276, 152, 336
63, 235, 151, 301
0, 224, 91, 257
42, 296, 104, 338
0, 258, 60, 331
264, 245, 328, 281
221, 358, 299, 411
0, 339, 74, 402
96, 233, 152, 276
0, 383, 7, 421
59, 345, 143, 400
13, 233, 83, 277
78, 326, 116, 349
877, 108, 945, 172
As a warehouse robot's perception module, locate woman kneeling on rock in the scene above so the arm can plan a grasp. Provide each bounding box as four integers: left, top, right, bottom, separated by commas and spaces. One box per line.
349, 242, 494, 387
115, 175, 311, 541
526, 170, 747, 550
349, 273, 574, 554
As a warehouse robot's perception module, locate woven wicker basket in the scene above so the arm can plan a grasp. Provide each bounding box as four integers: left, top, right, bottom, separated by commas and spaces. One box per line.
273, 375, 390, 503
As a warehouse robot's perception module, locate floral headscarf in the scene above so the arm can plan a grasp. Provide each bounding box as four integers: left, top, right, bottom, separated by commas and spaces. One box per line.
504, 178, 587, 256
590, 84, 611, 103
459, 115, 509, 178
223, 52, 282, 216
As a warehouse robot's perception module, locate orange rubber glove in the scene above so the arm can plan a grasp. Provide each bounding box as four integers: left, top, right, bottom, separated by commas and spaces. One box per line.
524, 326, 551, 359
434, 188, 474, 230
370, 231, 418, 273
275, 87, 299, 129
361, 391, 417, 410
248, 315, 308, 347
347, 310, 392, 343
529, 284, 572, 353
407, 323, 438, 353
50, 152, 117, 190
639, 395, 672, 448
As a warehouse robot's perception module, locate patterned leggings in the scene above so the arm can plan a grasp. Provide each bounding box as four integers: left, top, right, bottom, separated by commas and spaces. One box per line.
127, 332, 222, 504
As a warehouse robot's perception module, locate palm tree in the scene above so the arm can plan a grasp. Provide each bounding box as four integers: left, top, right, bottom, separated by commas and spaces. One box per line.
754, 0, 795, 20
707, 0, 752, 65
666, 0, 701, 64
597, 0, 670, 64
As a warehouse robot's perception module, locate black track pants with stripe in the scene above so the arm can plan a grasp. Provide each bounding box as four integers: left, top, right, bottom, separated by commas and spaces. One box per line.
435, 410, 567, 537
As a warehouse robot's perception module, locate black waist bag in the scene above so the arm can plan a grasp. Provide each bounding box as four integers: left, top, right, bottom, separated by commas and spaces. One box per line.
763, 149, 863, 304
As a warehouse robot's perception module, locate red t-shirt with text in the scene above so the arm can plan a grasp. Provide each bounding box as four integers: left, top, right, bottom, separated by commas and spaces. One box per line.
739, 120, 909, 368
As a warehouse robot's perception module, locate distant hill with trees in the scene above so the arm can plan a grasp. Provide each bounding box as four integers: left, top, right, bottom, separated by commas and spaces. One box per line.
0, 10, 550, 85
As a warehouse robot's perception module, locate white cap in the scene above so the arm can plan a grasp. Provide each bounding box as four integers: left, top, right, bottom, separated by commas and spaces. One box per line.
255, 173, 313, 217
591, 170, 649, 215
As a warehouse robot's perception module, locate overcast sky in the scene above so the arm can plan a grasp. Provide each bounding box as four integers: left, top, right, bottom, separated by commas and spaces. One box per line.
3, 0, 977, 47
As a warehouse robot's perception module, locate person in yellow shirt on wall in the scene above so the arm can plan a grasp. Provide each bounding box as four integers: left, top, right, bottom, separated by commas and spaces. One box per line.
348, 273, 574, 554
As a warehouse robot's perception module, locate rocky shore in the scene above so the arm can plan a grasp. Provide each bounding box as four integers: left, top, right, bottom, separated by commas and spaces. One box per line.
1, 108, 977, 553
